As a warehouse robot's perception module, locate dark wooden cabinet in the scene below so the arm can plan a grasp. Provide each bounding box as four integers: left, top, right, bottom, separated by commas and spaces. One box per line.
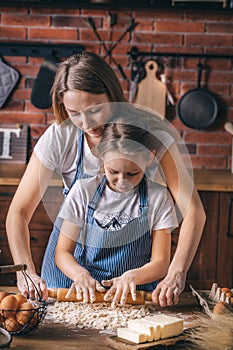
0, 185, 63, 286
171, 191, 233, 290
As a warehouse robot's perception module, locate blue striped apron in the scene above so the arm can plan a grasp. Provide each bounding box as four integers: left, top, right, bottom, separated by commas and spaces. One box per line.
41, 130, 92, 288
75, 175, 158, 291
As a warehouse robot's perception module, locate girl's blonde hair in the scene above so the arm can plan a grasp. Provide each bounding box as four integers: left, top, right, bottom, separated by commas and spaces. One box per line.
51, 52, 126, 123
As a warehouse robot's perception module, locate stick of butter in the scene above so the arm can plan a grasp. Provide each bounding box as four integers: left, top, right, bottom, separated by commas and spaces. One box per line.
128, 319, 155, 341
117, 327, 148, 344
144, 314, 183, 339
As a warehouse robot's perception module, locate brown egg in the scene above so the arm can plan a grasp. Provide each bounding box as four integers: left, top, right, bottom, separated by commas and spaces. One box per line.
0, 291, 9, 303
16, 302, 34, 326
0, 295, 18, 319
213, 301, 230, 314
4, 317, 22, 332
221, 287, 231, 294
14, 294, 27, 306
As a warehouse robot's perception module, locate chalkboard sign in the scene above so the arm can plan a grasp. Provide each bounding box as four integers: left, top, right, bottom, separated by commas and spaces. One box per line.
0, 124, 29, 163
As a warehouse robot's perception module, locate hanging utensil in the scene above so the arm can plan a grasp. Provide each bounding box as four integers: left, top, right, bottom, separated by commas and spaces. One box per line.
224, 121, 233, 173
178, 63, 218, 129
134, 60, 167, 118
0, 57, 19, 108
31, 53, 60, 109
88, 16, 127, 80
103, 19, 138, 59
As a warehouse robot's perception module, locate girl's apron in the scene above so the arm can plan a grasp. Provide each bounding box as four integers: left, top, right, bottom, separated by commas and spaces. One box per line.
75, 175, 158, 291
41, 130, 92, 287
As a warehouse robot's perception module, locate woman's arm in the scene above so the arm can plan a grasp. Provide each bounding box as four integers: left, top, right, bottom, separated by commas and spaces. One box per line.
152, 144, 206, 306
6, 152, 54, 299
102, 228, 171, 306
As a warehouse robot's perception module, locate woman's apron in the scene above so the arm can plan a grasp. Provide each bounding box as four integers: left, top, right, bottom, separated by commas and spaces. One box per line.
41, 130, 92, 287
75, 175, 158, 291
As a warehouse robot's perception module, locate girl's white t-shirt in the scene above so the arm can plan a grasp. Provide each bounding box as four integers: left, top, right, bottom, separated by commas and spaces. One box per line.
58, 175, 178, 236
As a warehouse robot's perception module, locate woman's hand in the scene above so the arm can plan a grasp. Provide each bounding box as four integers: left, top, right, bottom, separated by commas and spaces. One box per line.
16, 270, 48, 301
152, 271, 186, 307
102, 270, 138, 308
67, 270, 106, 303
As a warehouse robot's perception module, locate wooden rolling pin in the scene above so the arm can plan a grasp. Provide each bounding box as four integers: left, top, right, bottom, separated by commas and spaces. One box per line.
48, 288, 152, 305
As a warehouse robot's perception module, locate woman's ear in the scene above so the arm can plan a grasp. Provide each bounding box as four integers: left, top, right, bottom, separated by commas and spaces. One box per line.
147, 149, 156, 166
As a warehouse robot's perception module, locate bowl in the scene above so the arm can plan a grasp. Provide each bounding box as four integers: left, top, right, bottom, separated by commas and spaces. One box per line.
0, 327, 12, 349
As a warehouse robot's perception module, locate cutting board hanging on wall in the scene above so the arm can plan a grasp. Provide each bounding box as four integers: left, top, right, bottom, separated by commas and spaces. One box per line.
134, 60, 166, 119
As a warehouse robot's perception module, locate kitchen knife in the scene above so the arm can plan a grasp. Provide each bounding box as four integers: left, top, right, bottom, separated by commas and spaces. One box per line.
48, 288, 152, 305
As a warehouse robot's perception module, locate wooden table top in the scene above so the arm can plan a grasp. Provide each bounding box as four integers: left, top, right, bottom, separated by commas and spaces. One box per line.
1, 287, 200, 350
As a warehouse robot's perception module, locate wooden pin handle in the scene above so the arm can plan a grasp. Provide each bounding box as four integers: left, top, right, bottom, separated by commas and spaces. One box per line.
48, 288, 152, 304
0, 264, 27, 274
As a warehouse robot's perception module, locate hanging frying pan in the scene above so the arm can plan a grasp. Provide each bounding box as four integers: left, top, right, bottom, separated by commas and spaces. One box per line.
178, 63, 218, 129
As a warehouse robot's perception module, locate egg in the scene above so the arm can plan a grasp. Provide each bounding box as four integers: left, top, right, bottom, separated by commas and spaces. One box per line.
16, 302, 34, 326
0, 295, 18, 319
221, 287, 231, 294
0, 291, 9, 303
4, 317, 22, 332
14, 294, 27, 306
213, 301, 230, 314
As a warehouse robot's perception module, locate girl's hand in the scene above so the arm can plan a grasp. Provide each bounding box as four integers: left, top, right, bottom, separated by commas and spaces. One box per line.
67, 270, 105, 303
102, 270, 138, 308
16, 270, 48, 301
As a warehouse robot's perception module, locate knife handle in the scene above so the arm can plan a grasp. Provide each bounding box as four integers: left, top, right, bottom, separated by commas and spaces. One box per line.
48, 288, 148, 304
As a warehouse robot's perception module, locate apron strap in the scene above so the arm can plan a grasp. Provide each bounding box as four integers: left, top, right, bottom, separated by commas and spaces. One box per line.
63, 129, 85, 196
139, 176, 148, 214
88, 175, 107, 217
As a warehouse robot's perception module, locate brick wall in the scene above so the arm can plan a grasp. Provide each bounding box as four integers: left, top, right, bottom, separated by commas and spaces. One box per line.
0, 6, 233, 169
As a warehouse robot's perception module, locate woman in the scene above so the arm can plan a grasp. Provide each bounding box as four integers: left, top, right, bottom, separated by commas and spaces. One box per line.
6, 52, 206, 306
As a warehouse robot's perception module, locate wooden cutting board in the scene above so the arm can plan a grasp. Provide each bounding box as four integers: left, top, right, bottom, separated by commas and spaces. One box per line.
134, 60, 166, 118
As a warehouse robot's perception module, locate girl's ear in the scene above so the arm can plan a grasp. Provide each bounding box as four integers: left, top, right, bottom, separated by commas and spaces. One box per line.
147, 149, 156, 166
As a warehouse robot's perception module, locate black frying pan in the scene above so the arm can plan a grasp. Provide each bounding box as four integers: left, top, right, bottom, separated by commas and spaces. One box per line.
178, 63, 218, 129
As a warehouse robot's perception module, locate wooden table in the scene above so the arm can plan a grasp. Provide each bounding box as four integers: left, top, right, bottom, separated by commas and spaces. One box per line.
1, 288, 201, 350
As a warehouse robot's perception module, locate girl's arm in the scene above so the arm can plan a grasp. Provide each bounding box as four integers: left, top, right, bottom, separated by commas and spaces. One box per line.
152, 144, 206, 306
6, 153, 54, 300
55, 221, 105, 303
102, 228, 171, 307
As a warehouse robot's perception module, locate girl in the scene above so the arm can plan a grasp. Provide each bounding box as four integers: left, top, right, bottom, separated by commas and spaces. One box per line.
55, 122, 177, 307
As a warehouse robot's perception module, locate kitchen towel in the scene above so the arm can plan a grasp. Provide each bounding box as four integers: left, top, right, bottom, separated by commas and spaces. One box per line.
0, 58, 19, 108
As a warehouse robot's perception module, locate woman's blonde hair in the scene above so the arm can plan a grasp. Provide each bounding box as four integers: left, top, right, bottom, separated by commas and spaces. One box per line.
51, 52, 126, 123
